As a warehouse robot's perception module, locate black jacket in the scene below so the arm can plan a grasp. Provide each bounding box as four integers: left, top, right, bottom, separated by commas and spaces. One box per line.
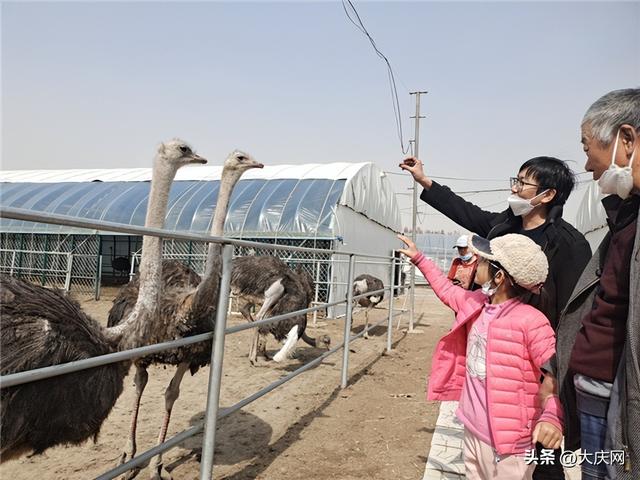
421, 181, 592, 328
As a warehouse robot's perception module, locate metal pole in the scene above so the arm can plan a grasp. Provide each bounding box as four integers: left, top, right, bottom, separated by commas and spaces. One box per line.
313, 259, 320, 326
64, 253, 73, 293
199, 244, 234, 480
9, 250, 16, 275
386, 254, 395, 352
340, 254, 356, 389
409, 90, 427, 332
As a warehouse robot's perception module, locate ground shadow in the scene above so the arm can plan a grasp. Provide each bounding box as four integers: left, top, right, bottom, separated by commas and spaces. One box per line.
163, 409, 273, 473
219, 330, 409, 480
165, 329, 410, 479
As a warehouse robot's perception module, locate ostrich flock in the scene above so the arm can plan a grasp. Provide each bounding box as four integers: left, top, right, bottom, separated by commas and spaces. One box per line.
0, 139, 387, 477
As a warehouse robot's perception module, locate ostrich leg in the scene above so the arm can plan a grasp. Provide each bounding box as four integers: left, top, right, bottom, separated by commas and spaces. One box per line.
363, 308, 370, 339
148, 362, 190, 480
248, 279, 285, 365
118, 364, 149, 480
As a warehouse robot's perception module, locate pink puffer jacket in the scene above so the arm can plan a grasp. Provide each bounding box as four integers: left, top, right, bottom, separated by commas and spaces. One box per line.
411, 252, 563, 455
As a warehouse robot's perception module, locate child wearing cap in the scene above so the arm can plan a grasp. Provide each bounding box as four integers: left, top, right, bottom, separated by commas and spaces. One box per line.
398, 233, 563, 480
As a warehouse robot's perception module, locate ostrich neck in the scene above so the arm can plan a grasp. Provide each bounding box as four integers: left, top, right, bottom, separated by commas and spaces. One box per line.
105, 160, 175, 343
193, 169, 241, 309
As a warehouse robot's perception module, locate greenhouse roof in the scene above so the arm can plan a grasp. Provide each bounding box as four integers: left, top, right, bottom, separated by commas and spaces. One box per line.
0, 162, 401, 237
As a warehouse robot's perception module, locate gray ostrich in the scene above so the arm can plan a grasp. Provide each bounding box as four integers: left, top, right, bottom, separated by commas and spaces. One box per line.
352, 274, 384, 339
0, 140, 206, 463
231, 256, 331, 365
107, 151, 263, 480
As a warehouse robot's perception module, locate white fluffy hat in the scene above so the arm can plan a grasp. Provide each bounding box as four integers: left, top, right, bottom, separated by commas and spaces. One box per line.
469, 233, 548, 292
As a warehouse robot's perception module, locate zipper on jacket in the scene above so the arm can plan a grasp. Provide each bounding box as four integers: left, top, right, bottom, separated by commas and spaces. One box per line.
623, 444, 631, 472
485, 300, 521, 457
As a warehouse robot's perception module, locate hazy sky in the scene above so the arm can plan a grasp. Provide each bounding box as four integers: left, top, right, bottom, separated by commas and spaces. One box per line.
2, 1, 639, 231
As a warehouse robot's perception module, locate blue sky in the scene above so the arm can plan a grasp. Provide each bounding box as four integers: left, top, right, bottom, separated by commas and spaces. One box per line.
2, 1, 639, 231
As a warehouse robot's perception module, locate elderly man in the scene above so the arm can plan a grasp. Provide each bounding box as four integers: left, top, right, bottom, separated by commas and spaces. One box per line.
447, 235, 478, 289
554, 88, 640, 480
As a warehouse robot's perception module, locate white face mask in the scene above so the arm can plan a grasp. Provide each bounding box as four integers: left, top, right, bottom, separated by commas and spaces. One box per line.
459, 253, 473, 262
481, 271, 501, 297
598, 130, 636, 200
481, 280, 497, 297
507, 189, 549, 217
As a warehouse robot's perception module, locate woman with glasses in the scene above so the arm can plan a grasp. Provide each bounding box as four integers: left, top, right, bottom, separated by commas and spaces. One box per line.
400, 155, 591, 480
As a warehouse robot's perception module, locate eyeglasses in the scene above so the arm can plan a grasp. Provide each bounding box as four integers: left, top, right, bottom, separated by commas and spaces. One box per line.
509, 177, 540, 192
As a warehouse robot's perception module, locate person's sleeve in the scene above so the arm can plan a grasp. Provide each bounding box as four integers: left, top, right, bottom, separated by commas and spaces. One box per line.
537, 395, 564, 432
526, 314, 564, 430
420, 181, 501, 237
411, 252, 474, 312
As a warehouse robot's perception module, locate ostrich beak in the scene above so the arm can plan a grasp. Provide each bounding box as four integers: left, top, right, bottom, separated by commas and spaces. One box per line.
253, 162, 264, 169
190, 154, 208, 164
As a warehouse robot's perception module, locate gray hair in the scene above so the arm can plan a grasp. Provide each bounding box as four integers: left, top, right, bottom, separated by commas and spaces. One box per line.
582, 88, 640, 146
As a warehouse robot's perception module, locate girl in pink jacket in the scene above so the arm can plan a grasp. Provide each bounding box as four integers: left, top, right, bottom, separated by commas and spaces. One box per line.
398, 233, 563, 480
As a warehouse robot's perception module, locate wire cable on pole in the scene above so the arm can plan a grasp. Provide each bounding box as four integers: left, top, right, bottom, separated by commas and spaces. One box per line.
341, 0, 410, 154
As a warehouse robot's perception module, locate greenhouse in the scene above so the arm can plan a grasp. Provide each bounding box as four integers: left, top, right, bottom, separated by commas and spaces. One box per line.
0, 162, 402, 317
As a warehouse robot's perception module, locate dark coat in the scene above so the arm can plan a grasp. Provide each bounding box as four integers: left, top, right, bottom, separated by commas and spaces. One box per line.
420, 182, 592, 328
556, 201, 640, 477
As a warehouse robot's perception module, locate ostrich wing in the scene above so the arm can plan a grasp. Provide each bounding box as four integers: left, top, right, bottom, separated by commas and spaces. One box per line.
107, 260, 201, 327
0, 274, 127, 459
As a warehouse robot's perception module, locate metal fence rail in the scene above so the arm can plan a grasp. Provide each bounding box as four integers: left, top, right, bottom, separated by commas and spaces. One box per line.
0, 206, 406, 480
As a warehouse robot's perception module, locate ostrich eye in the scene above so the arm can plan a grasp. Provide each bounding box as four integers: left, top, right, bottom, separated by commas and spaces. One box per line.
179, 145, 190, 154
237, 155, 247, 161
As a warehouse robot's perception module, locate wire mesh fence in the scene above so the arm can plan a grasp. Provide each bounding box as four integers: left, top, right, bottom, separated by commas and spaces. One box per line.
0, 233, 99, 294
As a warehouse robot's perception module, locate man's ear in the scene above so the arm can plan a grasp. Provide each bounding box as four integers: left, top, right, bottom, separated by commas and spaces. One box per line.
539, 188, 557, 205
620, 124, 638, 157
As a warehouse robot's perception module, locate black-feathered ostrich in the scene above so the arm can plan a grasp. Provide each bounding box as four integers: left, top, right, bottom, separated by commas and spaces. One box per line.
230, 256, 331, 365
107, 151, 263, 479
0, 139, 207, 463
352, 274, 384, 339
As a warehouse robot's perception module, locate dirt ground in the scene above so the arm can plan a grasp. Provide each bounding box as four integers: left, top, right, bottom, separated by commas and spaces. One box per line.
0, 286, 454, 480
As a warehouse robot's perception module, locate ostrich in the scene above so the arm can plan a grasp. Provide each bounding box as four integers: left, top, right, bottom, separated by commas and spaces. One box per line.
352, 274, 384, 339
107, 151, 263, 479
0, 139, 207, 463
231, 256, 331, 365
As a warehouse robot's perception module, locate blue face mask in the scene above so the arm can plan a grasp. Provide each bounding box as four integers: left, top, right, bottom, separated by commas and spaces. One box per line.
459, 253, 473, 262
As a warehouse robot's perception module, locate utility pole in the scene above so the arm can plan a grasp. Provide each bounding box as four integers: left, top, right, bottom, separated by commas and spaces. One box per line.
408, 90, 427, 333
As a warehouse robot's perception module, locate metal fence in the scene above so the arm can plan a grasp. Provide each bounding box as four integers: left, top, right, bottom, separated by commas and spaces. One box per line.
0, 207, 407, 480
0, 233, 99, 294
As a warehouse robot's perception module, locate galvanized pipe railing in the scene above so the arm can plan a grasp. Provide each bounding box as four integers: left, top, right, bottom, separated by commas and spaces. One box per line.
0, 206, 407, 480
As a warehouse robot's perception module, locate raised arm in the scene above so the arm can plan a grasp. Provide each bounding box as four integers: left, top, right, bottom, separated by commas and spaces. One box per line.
399, 157, 501, 237
397, 235, 473, 313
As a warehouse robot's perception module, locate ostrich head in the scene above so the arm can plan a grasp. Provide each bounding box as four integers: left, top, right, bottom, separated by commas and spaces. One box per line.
222, 150, 264, 179
155, 138, 207, 174
317, 334, 331, 350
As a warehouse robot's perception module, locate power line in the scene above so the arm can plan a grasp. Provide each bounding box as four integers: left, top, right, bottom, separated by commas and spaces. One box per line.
341, 0, 409, 154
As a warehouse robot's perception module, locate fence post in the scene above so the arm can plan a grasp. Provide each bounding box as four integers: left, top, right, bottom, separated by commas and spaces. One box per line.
386, 254, 395, 353
64, 253, 73, 293
199, 243, 234, 480
313, 258, 321, 326
41, 235, 50, 286
340, 254, 356, 389
129, 252, 138, 281
9, 250, 16, 275
94, 254, 103, 301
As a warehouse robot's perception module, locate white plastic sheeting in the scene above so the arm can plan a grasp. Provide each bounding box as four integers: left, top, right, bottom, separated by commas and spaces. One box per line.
0, 163, 401, 238
575, 180, 609, 251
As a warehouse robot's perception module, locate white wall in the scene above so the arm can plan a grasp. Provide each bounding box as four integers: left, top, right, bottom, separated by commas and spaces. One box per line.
327, 205, 399, 318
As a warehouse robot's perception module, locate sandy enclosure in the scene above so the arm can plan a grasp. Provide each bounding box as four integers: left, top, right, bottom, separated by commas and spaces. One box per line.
0, 286, 448, 480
